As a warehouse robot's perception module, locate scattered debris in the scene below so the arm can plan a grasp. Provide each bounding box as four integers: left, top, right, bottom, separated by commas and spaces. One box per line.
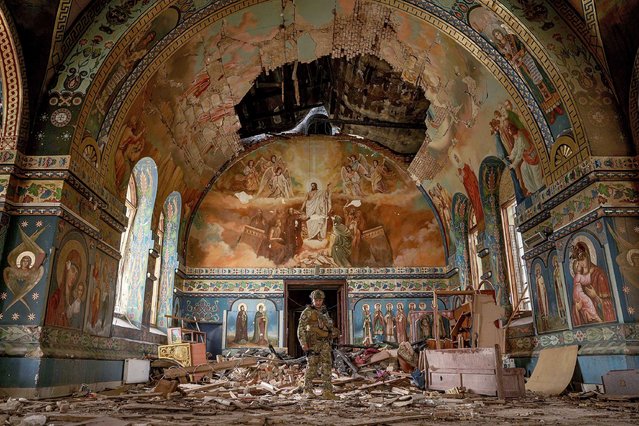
2, 348, 638, 424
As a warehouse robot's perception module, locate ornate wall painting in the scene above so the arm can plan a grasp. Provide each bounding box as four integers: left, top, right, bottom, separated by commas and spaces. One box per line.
530, 256, 568, 334
83, 250, 118, 337
182, 297, 222, 323
489, 99, 545, 203
350, 297, 448, 345
187, 136, 446, 268
224, 298, 280, 349
606, 217, 639, 324
0, 216, 56, 325
85, 6, 180, 140
102, 0, 555, 257
467, 5, 570, 139
45, 231, 90, 330
563, 232, 617, 328
118, 157, 158, 327
156, 192, 182, 329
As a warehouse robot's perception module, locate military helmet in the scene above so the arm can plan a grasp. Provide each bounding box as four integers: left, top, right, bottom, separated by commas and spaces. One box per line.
310, 289, 325, 300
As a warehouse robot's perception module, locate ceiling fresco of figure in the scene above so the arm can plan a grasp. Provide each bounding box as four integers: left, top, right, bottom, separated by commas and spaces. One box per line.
101, 0, 552, 254
187, 135, 446, 268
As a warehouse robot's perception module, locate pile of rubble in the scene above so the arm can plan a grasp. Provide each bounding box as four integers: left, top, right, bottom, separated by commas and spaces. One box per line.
2, 347, 639, 425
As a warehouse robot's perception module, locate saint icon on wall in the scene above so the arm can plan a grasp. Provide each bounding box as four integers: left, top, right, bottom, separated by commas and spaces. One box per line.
568, 238, 616, 326
252, 303, 269, 345
233, 303, 249, 343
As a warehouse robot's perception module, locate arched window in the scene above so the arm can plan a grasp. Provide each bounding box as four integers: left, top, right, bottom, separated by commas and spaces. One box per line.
150, 212, 164, 327
114, 176, 137, 317
501, 197, 531, 311
114, 157, 158, 328
156, 192, 181, 330
467, 207, 483, 289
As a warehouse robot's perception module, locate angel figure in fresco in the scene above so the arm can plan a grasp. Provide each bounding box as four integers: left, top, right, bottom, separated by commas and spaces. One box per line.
341, 165, 363, 197
3, 227, 47, 311
233, 159, 261, 194
366, 159, 390, 193
395, 303, 408, 344
252, 303, 269, 345
362, 304, 373, 345
347, 154, 371, 180
256, 155, 293, 199
234, 304, 249, 343
373, 303, 385, 340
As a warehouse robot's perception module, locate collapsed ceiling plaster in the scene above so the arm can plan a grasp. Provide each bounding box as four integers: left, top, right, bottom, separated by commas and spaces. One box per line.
235, 54, 430, 154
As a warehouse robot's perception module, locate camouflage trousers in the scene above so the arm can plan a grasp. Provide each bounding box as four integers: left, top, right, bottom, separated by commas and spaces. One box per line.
304, 340, 332, 391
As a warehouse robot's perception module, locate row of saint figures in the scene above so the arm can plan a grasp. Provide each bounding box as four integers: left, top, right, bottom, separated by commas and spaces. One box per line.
360, 302, 447, 345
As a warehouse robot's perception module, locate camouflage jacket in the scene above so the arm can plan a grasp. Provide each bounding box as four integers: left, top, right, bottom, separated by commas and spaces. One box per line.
297, 305, 336, 348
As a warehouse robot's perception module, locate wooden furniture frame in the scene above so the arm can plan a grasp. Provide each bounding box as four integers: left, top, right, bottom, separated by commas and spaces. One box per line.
420, 344, 525, 398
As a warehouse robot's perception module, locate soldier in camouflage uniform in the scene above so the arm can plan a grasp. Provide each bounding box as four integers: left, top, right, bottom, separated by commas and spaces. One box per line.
297, 289, 339, 399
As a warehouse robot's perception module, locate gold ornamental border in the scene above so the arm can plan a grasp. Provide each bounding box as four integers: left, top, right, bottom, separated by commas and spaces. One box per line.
101, 0, 550, 181
0, 2, 26, 151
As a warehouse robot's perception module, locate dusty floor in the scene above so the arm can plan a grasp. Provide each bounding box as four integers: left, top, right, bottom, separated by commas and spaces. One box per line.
2, 390, 638, 425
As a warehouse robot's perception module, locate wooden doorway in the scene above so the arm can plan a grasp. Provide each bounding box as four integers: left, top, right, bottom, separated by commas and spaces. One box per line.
285, 280, 347, 358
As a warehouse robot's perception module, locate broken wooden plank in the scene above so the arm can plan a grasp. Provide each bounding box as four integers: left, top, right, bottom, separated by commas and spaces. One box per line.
119, 403, 192, 411
181, 380, 228, 394
346, 414, 440, 426
100, 392, 163, 399
358, 377, 408, 390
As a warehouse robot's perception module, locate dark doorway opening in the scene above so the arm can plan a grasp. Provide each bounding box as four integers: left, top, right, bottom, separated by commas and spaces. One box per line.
285, 281, 346, 358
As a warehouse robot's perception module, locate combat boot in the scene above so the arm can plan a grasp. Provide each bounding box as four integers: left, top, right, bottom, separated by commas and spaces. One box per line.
321, 389, 339, 400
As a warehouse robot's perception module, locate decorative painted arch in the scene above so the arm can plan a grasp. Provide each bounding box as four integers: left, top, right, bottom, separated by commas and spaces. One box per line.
33, 0, 619, 174
95, 0, 553, 177
0, 2, 27, 150
27, 0, 630, 256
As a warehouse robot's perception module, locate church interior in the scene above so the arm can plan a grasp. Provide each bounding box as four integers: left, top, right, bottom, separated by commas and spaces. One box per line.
0, 0, 638, 420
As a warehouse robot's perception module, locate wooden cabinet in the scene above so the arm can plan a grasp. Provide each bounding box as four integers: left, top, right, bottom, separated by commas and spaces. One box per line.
159, 328, 207, 368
